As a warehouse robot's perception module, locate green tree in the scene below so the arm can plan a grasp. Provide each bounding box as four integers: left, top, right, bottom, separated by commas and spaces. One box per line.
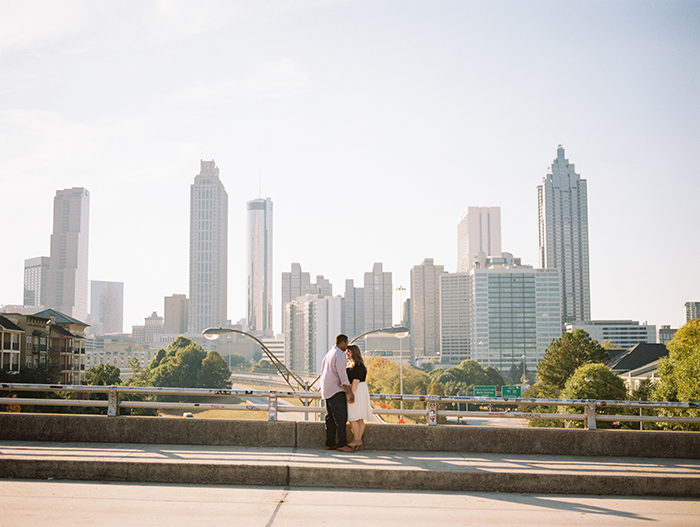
85, 364, 122, 386
561, 363, 628, 429
198, 350, 232, 389
652, 319, 700, 431
537, 329, 608, 392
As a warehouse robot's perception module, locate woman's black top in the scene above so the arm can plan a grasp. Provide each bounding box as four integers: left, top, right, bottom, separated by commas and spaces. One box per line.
347, 362, 367, 383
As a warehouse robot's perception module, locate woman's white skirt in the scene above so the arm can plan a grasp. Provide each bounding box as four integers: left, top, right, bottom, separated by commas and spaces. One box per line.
347, 382, 374, 422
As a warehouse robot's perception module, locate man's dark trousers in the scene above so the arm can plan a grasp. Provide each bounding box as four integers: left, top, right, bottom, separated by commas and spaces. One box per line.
325, 391, 348, 448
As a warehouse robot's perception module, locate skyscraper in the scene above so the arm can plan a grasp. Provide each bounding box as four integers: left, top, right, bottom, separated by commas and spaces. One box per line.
364, 262, 392, 332
189, 160, 228, 333
342, 279, 364, 339
538, 145, 591, 325
164, 294, 189, 334
46, 187, 90, 323
457, 207, 501, 272
440, 272, 470, 365
281, 263, 312, 334
89, 280, 124, 335
686, 302, 700, 322
24, 256, 50, 307
410, 258, 444, 358
246, 197, 273, 337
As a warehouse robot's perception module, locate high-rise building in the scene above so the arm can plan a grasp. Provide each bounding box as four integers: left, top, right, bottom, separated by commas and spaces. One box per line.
164, 294, 189, 334
23, 256, 50, 307
342, 279, 364, 340
364, 262, 392, 332
410, 258, 445, 359
246, 197, 273, 337
468, 260, 562, 375
686, 302, 700, 322
89, 280, 123, 335
538, 145, 591, 325
132, 311, 164, 345
188, 160, 228, 333
440, 272, 470, 365
46, 187, 90, 323
457, 207, 501, 272
284, 294, 341, 375
281, 263, 312, 335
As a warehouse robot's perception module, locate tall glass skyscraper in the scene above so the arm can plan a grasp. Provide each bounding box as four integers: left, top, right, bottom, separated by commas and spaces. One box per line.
46, 187, 90, 323
457, 207, 501, 272
538, 145, 591, 325
246, 197, 273, 337
188, 161, 228, 333
24, 256, 50, 307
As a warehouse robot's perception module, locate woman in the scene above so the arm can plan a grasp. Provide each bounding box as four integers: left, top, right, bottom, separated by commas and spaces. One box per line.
345, 344, 374, 450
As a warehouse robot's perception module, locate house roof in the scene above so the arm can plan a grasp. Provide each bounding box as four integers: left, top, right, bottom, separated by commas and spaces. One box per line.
33, 308, 88, 326
0, 315, 25, 333
606, 343, 668, 373
50, 324, 79, 338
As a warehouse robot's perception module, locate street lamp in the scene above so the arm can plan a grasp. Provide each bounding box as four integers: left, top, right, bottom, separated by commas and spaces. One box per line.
202, 327, 307, 392
307, 325, 410, 390
395, 329, 409, 422
584, 376, 643, 431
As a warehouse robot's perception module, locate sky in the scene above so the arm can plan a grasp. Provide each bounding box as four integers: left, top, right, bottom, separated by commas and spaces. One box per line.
0, 0, 699, 335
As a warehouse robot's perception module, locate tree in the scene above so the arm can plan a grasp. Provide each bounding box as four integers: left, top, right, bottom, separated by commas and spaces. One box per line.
85, 364, 122, 386
198, 351, 232, 389
652, 319, 700, 431
561, 363, 629, 429
537, 329, 608, 392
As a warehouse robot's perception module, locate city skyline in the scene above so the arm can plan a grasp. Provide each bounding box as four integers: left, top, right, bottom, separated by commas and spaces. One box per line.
0, 2, 698, 333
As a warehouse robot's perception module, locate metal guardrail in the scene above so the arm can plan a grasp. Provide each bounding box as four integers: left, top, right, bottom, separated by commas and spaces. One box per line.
1, 383, 700, 429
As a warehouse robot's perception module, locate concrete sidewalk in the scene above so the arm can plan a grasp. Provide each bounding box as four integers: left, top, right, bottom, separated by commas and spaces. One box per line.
2, 440, 699, 497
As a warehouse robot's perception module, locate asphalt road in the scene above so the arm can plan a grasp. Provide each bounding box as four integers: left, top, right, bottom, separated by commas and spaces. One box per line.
2, 480, 699, 527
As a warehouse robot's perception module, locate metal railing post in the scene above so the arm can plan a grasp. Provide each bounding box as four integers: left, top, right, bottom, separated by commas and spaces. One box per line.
586, 403, 597, 430
304, 381, 309, 421
268, 391, 278, 421
107, 386, 119, 417
428, 395, 438, 426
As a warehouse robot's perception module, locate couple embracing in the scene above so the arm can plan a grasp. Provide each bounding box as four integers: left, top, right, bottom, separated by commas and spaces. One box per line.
319, 334, 374, 452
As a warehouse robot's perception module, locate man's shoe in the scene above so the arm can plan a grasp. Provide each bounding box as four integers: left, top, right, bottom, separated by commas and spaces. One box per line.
337, 445, 355, 453
325, 446, 337, 450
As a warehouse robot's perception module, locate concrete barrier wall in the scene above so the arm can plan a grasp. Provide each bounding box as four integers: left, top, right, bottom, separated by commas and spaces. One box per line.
2, 413, 699, 458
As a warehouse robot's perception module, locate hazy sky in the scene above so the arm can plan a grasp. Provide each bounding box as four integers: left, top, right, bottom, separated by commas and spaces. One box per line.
1, 0, 698, 334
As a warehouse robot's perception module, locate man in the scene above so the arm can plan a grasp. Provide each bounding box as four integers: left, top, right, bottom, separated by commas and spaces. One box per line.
319, 334, 355, 452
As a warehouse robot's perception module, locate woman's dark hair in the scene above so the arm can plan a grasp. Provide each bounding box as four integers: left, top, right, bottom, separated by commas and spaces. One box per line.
347, 344, 364, 366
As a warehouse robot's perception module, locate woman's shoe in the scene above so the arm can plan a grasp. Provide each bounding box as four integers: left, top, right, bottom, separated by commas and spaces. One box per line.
351, 441, 363, 451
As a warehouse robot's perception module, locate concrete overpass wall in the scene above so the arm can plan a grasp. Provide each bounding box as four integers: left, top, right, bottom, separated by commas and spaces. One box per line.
1, 413, 698, 459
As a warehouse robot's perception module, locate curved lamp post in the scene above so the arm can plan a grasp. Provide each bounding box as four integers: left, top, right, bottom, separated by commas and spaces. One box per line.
307, 326, 410, 390
202, 327, 307, 392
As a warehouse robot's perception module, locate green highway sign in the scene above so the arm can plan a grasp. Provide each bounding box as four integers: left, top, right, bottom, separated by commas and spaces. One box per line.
474, 385, 497, 397
501, 385, 522, 397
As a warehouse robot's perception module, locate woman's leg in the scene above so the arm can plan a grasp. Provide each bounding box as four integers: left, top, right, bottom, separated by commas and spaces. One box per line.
357, 419, 366, 441
349, 420, 361, 445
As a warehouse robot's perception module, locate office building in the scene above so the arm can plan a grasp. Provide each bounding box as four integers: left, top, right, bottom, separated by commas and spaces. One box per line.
364, 262, 392, 332
410, 258, 445, 359
164, 294, 189, 334
188, 160, 228, 333
284, 294, 341, 375
46, 187, 90, 323
567, 320, 656, 350
89, 280, 124, 335
457, 207, 501, 272
658, 325, 677, 345
281, 263, 312, 332
686, 302, 700, 322
342, 279, 364, 340
469, 259, 562, 375
132, 311, 165, 345
23, 256, 50, 307
538, 145, 591, 325
440, 272, 470, 365
246, 197, 273, 337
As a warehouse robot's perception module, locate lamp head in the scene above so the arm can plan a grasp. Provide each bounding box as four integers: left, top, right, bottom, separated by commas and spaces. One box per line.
201, 327, 232, 341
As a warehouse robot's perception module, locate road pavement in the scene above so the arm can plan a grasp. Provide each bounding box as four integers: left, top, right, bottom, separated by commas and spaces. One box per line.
2, 480, 699, 526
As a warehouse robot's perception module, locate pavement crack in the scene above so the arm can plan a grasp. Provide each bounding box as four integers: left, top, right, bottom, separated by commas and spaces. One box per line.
265, 488, 289, 527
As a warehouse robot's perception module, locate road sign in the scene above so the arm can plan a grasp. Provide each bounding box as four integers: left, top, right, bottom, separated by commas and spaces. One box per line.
474, 385, 496, 397
501, 385, 522, 397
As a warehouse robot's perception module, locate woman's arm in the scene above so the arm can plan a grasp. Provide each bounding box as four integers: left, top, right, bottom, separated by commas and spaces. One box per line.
351, 379, 360, 394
